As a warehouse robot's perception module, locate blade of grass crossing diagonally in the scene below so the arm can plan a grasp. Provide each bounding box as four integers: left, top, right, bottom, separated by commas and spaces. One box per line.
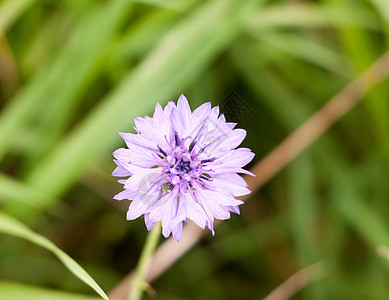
109, 0, 197, 68
0, 281, 102, 300
336, 3, 389, 286
0, 212, 109, 300
245, 3, 380, 31
333, 0, 389, 169
0, 1, 133, 162
326, 165, 389, 299
0, 56, 63, 160
25, 1, 134, 168
24, 0, 265, 200
289, 155, 326, 300
254, 33, 351, 77
368, 0, 389, 25
0, 173, 60, 211
334, 182, 389, 270
0, 0, 36, 35
126, 0, 192, 13
230, 44, 348, 166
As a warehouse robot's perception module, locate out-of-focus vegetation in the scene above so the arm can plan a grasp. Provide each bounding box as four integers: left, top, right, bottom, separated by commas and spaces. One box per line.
0, 0, 388, 299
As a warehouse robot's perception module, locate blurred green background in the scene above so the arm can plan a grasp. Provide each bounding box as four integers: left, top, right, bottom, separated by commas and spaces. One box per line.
0, 0, 389, 299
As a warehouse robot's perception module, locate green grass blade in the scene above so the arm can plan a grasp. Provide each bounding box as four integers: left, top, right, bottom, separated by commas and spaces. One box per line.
26, 1, 133, 168
334, 0, 389, 169
254, 33, 350, 77
335, 188, 389, 254
110, 0, 196, 67
0, 1, 132, 162
245, 3, 380, 31
289, 155, 326, 299
172, 215, 287, 287
0, 212, 108, 300
0, 173, 58, 210
126, 0, 192, 12
0, 0, 36, 34
0, 281, 102, 300
24, 0, 264, 199
368, 0, 389, 23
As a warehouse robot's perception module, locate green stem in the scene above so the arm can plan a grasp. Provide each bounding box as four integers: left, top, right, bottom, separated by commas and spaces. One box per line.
128, 221, 161, 300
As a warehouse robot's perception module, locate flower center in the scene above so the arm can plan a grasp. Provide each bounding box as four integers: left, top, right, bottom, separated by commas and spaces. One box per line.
175, 160, 192, 173
157, 131, 214, 190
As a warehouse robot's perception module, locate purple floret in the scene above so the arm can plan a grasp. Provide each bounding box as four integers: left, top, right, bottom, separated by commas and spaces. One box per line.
112, 94, 254, 242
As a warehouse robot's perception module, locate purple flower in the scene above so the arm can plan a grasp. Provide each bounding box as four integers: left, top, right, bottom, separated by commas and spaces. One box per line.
112, 95, 254, 241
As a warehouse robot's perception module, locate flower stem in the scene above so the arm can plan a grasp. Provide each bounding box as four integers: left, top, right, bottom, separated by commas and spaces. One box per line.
128, 221, 161, 300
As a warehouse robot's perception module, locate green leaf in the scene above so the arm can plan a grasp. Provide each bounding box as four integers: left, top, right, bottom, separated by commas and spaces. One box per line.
289, 156, 326, 299
126, 0, 191, 13
335, 188, 389, 251
0, 173, 58, 209
0, 1, 132, 162
0, 281, 102, 300
254, 33, 350, 77
0, 0, 36, 34
246, 3, 380, 30
0, 212, 108, 300
368, 0, 389, 23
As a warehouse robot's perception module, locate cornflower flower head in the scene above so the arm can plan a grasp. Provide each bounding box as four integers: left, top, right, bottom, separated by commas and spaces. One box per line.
112, 95, 254, 241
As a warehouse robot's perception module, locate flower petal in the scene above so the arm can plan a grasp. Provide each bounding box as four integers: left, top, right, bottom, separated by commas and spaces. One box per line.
144, 213, 155, 231
126, 199, 148, 220
211, 148, 255, 173
113, 189, 137, 201
189, 102, 212, 137
177, 94, 191, 135
172, 188, 207, 229
111, 159, 131, 177
211, 174, 251, 197
148, 188, 179, 238
171, 222, 183, 242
